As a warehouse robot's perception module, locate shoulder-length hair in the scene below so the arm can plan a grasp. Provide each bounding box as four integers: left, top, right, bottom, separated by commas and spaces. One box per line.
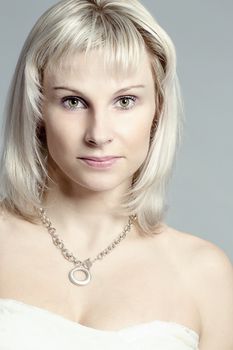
0, 0, 184, 235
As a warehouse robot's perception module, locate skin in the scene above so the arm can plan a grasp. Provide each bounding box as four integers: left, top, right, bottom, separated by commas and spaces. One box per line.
0, 47, 233, 350
41, 47, 156, 252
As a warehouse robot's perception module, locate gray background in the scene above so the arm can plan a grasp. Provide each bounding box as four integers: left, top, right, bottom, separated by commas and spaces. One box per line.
0, 1, 232, 261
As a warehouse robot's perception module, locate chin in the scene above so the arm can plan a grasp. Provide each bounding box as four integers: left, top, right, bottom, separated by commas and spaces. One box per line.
48, 160, 132, 192
69, 172, 131, 192
75, 179, 127, 193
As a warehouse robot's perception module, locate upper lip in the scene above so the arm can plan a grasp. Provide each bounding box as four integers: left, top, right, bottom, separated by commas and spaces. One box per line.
78, 156, 122, 161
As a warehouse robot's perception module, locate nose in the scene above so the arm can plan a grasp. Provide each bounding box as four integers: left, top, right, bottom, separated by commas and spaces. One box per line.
84, 114, 113, 147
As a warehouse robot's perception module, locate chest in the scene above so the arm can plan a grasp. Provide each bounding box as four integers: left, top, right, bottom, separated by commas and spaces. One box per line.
0, 229, 201, 334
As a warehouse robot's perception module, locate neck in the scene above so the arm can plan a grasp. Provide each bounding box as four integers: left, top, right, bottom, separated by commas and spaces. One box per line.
37, 181, 138, 257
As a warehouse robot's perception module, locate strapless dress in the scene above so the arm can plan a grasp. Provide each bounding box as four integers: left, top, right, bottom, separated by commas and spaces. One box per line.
0, 298, 200, 349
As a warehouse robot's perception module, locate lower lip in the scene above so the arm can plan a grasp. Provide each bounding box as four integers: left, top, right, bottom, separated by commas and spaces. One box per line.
79, 158, 120, 169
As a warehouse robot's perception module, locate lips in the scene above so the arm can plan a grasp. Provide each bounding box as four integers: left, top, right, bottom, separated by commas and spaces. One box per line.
79, 156, 121, 162
78, 157, 120, 169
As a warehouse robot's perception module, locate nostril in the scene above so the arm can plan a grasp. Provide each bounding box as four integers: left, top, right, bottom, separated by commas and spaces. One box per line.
87, 138, 96, 144
86, 137, 113, 146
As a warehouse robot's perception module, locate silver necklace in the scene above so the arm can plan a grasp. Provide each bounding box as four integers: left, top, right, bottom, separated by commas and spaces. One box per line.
38, 208, 137, 286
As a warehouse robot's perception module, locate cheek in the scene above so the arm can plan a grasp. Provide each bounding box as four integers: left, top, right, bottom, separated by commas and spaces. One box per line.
132, 126, 151, 160
44, 115, 80, 161
128, 107, 154, 147
126, 114, 154, 168
45, 123, 82, 180
46, 123, 65, 152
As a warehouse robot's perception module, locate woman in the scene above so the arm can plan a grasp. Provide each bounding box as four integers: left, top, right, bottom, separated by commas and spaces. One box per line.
0, 0, 232, 349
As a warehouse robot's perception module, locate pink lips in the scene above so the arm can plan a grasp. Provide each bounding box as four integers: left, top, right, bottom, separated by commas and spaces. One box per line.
78, 156, 121, 169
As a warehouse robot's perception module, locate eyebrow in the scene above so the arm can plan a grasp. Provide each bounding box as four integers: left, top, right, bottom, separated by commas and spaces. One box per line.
52, 84, 146, 96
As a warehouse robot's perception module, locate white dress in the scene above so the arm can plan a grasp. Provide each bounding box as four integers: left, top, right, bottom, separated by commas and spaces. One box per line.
0, 299, 200, 350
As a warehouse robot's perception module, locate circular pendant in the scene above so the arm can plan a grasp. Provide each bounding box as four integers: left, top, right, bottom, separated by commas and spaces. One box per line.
68, 266, 91, 286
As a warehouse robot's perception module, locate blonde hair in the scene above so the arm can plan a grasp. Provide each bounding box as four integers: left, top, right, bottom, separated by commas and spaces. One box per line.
0, 0, 184, 235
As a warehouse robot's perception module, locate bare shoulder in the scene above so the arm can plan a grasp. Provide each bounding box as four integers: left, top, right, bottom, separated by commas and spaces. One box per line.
0, 207, 19, 235
0, 207, 33, 247
0, 208, 17, 252
165, 224, 233, 288
151, 222, 232, 287
163, 224, 232, 268
165, 225, 233, 349
0, 207, 11, 237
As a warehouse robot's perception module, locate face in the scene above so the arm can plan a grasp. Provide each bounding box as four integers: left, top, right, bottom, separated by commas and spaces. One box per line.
42, 49, 156, 195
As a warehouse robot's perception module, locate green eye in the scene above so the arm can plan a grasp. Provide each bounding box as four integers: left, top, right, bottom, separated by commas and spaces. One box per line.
68, 99, 79, 108
120, 98, 130, 107
117, 96, 137, 110
62, 97, 84, 110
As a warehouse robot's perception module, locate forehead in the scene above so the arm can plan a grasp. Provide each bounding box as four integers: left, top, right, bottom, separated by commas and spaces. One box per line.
44, 47, 154, 86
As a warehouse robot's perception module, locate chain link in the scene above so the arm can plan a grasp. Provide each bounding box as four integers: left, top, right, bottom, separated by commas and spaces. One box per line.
37, 208, 137, 269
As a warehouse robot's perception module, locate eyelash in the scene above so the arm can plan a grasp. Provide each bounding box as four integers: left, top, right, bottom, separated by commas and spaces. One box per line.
61, 95, 138, 111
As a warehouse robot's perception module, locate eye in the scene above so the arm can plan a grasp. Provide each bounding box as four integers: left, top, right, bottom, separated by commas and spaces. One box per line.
61, 96, 85, 111
61, 95, 137, 111
115, 96, 137, 110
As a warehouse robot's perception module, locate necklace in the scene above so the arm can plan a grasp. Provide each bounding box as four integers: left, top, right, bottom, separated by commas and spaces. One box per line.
37, 208, 137, 286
